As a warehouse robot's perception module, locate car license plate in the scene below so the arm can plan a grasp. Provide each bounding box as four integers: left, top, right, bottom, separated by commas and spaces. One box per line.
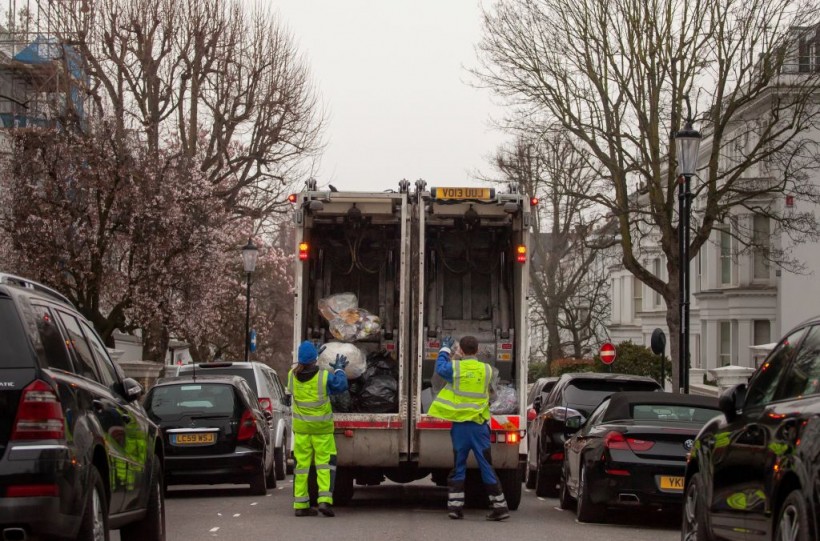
434, 187, 494, 200
172, 432, 216, 446
659, 476, 684, 491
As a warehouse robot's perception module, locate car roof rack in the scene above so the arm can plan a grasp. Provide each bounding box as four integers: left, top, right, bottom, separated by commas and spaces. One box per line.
0, 273, 76, 309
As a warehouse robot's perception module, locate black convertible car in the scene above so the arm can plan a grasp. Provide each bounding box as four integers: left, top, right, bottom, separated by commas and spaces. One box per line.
559, 391, 720, 522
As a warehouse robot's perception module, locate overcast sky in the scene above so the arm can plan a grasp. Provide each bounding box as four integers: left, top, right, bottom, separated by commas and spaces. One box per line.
272, 0, 507, 192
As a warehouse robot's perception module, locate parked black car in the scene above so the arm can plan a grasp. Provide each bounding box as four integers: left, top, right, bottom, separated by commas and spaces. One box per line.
526, 377, 559, 430
172, 361, 293, 479
526, 372, 662, 496
682, 317, 820, 541
0, 274, 165, 541
559, 391, 720, 522
145, 375, 275, 494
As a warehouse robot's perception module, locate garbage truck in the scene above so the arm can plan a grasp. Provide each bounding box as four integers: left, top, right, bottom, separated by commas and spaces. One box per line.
291, 179, 531, 509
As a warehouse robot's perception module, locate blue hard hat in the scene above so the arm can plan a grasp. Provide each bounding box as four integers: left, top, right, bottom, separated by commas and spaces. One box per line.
298, 341, 318, 365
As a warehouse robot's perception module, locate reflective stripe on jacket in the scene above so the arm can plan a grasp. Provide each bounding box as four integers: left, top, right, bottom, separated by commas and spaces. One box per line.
428, 358, 491, 423
288, 368, 334, 434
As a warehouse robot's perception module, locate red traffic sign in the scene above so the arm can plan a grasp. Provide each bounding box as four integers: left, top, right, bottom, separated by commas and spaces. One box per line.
600, 342, 617, 365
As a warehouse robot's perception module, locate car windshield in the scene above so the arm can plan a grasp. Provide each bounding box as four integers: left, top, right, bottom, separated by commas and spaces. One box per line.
630, 404, 720, 423
180, 366, 258, 395
0, 296, 34, 368
146, 383, 239, 421
565, 380, 659, 415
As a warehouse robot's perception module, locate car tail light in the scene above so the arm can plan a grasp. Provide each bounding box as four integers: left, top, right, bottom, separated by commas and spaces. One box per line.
258, 398, 273, 413
527, 408, 537, 422
237, 409, 257, 442
6, 484, 60, 497
604, 431, 655, 451
11, 380, 65, 440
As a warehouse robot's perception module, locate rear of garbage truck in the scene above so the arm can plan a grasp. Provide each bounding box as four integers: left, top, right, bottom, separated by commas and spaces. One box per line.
291, 181, 412, 504
411, 182, 530, 510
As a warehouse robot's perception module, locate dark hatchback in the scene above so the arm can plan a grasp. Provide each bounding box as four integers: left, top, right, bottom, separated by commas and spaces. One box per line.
145, 376, 275, 494
559, 391, 720, 522
0, 274, 165, 541
682, 317, 820, 541
527, 372, 662, 496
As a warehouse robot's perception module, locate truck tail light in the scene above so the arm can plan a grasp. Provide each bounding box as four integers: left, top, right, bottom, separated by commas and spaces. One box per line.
11, 380, 65, 441
288, 194, 297, 203
530, 197, 539, 206
516, 245, 527, 263
298, 242, 309, 261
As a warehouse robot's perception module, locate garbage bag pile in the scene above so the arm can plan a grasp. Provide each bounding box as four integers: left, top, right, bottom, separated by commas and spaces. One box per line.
489, 383, 518, 414
318, 292, 382, 342
329, 350, 399, 413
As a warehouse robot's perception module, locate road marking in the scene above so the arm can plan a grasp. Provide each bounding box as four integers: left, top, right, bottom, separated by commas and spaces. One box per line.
251, 502, 258, 506
233, 513, 241, 517
210, 527, 220, 533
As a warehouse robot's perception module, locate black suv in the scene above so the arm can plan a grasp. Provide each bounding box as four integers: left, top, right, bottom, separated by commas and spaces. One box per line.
526, 372, 662, 496
0, 274, 165, 541
682, 317, 820, 541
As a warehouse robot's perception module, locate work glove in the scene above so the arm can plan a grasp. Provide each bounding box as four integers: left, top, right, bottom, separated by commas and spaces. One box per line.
330, 354, 348, 372
440, 336, 455, 352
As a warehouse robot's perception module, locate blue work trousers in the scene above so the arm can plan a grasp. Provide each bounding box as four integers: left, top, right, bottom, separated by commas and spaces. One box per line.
449, 421, 498, 485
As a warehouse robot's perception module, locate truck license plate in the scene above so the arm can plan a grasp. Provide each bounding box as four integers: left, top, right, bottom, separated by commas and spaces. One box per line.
659, 476, 684, 491
434, 187, 494, 200
172, 433, 216, 446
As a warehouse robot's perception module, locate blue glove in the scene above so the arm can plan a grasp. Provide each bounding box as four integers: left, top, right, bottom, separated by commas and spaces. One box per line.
330, 354, 348, 372
441, 336, 455, 351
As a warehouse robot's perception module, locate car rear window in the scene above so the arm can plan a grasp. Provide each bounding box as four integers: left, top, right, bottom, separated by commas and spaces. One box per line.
179, 366, 258, 395
565, 380, 660, 412
631, 404, 720, 423
0, 297, 35, 368
146, 383, 240, 420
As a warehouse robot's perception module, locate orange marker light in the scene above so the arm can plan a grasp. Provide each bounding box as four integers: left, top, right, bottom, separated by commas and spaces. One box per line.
288, 194, 297, 204
516, 245, 527, 263
298, 242, 309, 261
507, 432, 519, 444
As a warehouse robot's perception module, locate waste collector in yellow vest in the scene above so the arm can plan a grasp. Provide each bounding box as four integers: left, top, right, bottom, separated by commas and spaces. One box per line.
288, 341, 348, 517
428, 335, 510, 521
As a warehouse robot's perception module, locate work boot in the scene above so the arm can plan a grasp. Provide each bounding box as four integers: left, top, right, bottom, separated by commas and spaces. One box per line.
486, 508, 511, 521
318, 502, 335, 517
448, 509, 464, 520
294, 508, 318, 517
447, 478, 466, 518
485, 482, 510, 521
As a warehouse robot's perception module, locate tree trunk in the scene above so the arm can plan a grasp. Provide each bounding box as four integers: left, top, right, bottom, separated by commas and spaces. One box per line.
545, 306, 563, 363
142, 319, 169, 364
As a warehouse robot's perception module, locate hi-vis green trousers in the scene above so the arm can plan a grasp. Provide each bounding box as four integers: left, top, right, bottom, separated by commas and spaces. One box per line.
292, 432, 337, 509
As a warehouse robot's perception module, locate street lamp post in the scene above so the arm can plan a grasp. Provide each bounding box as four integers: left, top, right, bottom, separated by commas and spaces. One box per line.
241, 238, 258, 363
675, 120, 701, 394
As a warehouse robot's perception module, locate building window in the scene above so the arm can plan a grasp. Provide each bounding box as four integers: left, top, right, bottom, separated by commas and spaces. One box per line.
754, 320, 771, 345
632, 276, 642, 320
753, 215, 770, 280
719, 321, 732, 366
720, 229, 733, 285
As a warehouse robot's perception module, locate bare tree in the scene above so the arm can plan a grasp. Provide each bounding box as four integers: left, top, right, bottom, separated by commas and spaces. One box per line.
476, 0, 820, 390
494, 131, 615, 362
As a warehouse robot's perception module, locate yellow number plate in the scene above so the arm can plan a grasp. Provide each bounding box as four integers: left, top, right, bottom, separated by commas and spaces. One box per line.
434, 187, 494, 200
173, 433, 216, 446
659, 476, 684, 491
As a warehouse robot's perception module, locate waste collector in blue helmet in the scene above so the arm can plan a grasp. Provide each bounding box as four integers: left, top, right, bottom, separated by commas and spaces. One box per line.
428, 335, 510, 521
287, 341, 348, 517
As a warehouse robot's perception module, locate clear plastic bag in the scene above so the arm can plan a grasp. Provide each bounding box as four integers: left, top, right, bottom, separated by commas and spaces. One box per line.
318, 293, 358, 320
317, 342, 367, 379
489, 384, 518, 414
319, 293, 382, 342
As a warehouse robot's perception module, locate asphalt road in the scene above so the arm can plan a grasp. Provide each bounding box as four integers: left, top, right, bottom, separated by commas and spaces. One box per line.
114, 478, 683, 541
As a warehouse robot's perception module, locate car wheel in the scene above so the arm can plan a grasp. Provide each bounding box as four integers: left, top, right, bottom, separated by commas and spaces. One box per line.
249, 459, 268, 495
77, 466, 109, 541
266, 451, 278, 489
558, 471, 574, 510
274, 445, 287, 481
535, 455, 558, 498
775, 490, 810, 541
120, 459, 166, 541
576, 464, 603, 523
681, 472, 713, 541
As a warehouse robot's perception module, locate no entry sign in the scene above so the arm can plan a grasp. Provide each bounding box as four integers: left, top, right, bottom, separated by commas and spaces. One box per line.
600, 342, 617, 365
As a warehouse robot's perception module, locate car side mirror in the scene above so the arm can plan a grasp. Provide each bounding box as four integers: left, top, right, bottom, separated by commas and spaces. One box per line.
719, 383, 747, 422
532, 396, 542, 412
122, 377, 144, 402
565, 415, 584, 432
284, 394, 292, 407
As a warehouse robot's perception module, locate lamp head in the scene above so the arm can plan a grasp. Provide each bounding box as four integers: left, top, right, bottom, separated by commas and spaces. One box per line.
241, 238, 258, 273
675, 120, 702, 177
